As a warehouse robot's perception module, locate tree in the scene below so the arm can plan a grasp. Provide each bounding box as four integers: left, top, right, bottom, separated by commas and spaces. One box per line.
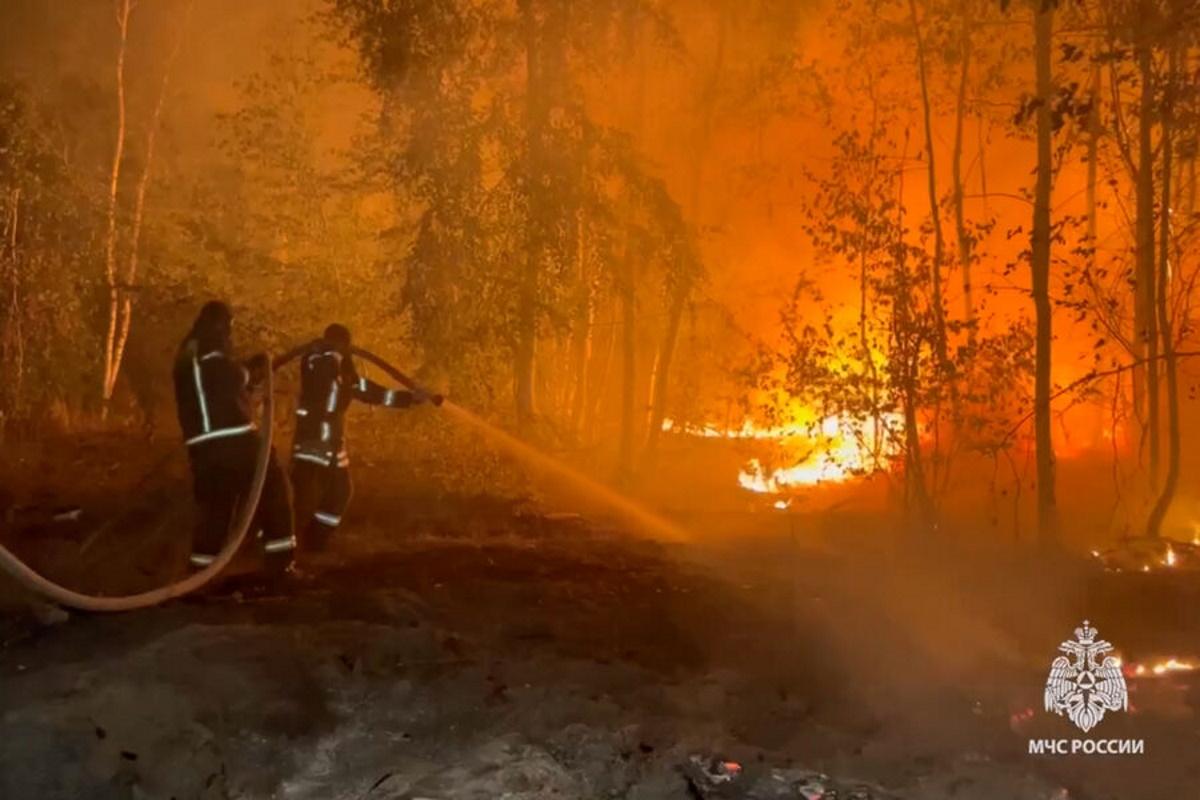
0, 80, 97, 432
108, 1, 190, 414
100, 0, 132, 414
642, 0, 725, 463
907, 0, 949, 365
1030, 0, 1057, 544
332, 0, 696, 449
1144, 1, 1200, 536
1066, 0, 1200, 535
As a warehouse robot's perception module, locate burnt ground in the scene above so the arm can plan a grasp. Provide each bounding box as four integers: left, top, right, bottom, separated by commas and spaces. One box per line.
2, 435, 1199, 799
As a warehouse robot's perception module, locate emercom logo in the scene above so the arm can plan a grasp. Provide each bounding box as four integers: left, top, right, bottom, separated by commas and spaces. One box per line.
1028, 738, 1144, 756
1044, 620, 1127, 731
1029, 621, 1144, 756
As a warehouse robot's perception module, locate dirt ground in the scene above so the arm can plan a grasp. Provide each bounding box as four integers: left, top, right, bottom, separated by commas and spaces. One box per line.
2, 436, 1199, 799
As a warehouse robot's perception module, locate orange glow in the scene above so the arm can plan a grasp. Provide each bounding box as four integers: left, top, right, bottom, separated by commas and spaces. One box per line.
667, 411, 898, 493
1126, 658, 1198, 678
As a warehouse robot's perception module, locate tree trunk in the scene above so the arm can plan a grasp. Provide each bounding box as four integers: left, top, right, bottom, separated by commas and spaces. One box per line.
568, 211, 593, 437
903, 380, 933, 528
644, 292, 684, 457
1188, 144, 1197, 219
1032, 0, 1057, 545
908, 0, 947, 364
1135, 41, 1159, 488
1086, 61, 1100, 266
644, 2, 727, 461
586, 308, 618, 442
951, 14, 974, 340
617, 10, 646, 479
515, 0, 543, 432
1, 189, 24, 431
1147, 48, 1178, 539
896, 273, 934, 530
893, 128, 934, 532
111, 5, 188, 402
617, 252, 637, 483
101, 0, 132, 414
514, 240, 538, 433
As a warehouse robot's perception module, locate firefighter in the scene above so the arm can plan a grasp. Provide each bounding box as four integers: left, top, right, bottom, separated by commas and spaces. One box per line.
290, 323, 440, 551
173, 301, 296, 572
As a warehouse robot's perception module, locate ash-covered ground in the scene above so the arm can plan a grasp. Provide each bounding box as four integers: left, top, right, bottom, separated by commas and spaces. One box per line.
2, 436, 1199, 799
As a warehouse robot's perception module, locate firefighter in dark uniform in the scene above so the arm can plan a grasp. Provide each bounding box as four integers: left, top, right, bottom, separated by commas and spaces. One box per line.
290, 323, 439, 550
173, 301, 296, 572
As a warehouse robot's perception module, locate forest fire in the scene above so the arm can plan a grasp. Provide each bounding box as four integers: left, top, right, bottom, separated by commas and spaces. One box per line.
4, 0, 1200, 796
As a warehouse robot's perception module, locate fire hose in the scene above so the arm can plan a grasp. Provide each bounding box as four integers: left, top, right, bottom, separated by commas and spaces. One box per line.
0, 356, 276, 613
273, 341, 442, 404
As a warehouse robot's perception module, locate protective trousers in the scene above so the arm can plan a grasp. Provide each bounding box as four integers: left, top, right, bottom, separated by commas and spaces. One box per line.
188, 433, 295, 571
291, 459, 353, 552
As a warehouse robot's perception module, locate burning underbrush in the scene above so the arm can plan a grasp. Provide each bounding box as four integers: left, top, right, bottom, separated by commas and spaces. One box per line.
1091, 536, 1200, 574
662, 410, 898, 507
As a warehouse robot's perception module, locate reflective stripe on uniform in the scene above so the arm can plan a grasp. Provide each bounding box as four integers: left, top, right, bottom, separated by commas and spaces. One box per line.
200, 351, 223, 361
192, 354, 211, 433
186, 423, 255, 446
294, 451, 331, 466
190, 553, 216, 567
264, 535, 297, 553
357, 377, 368, 392
321, 421, 331, 441
384, 389, 395, 405
314, 511, 341, 527
295, 407, 308, 416
327, 377, 339, 412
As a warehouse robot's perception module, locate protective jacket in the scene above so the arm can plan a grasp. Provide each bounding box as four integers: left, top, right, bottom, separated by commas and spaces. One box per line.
173, 340, 256, 446
172, 330, 292, 569
292, 341, 413, 468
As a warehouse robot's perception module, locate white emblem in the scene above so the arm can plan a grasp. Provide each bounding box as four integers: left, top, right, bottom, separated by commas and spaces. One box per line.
1044, 620, 1128, 732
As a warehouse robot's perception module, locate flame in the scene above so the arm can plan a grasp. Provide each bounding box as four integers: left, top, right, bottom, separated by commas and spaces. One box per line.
1165, 544, 1177, 568
1127, 658, 1198, 677
666, 412, 896, 493
738, 455, 853, 491
661, 418, 811, 440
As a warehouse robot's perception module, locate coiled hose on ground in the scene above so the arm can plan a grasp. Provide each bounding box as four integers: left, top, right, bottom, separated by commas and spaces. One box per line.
0, 356, 275, 613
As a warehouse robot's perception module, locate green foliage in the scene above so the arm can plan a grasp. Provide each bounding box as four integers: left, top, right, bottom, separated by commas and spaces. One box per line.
0, 80, 102, 429
331, 0, 703, 428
